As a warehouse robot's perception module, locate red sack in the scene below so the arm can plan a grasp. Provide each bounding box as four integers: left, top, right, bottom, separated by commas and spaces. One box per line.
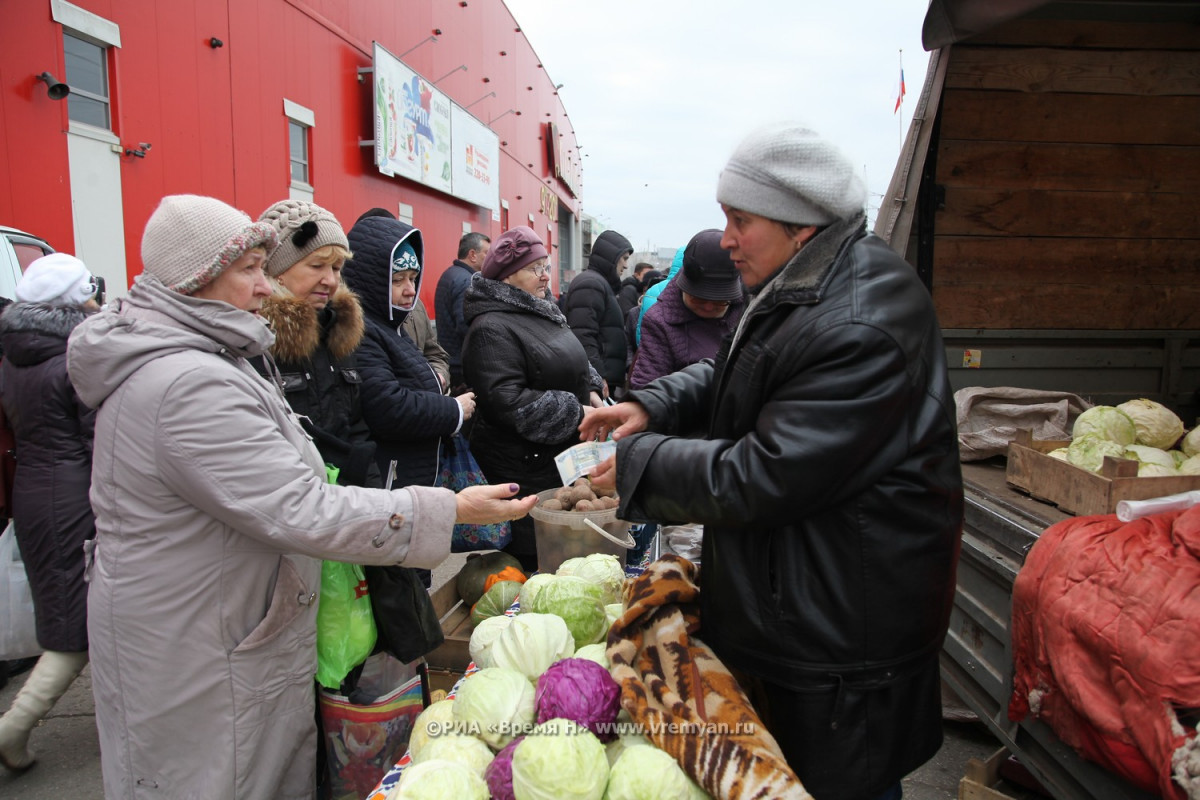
1009, 508, 1200, 799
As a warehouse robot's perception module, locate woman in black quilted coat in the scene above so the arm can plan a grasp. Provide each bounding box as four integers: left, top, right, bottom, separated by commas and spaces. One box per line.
0, 254, 98, 771
462, 226, 604, 570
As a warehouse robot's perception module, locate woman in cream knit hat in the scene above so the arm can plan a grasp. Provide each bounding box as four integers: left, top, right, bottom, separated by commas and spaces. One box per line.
65, 194, 534, 799
581, 123, 962, 800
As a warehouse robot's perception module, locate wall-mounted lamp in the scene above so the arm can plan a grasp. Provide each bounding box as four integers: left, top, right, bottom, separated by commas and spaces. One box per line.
499, 51, 507, 56
356, 66, 374, 83
209, 37, 224, 48
432, 28, 443, 36
36, 71, 70, 101
489, 109, 521, 124
399, 35, 437, 59
464, 91, 496, 110
434, 64, 467, 84
124, 142, 152, 158
554, 83, 564, 90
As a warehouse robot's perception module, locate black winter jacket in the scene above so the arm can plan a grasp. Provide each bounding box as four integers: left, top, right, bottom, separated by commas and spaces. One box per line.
0, 303, 95, 652
462, 273, 601, 491
252, 288, 381, 489
342, 217, 461, 488
434, 259, 475, 388
563, 229, 631, 389
616, 216, 963, 799
616, 276, 641, 317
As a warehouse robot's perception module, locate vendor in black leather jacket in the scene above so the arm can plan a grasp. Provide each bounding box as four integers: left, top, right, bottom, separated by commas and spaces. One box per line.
580, 122, 963, 800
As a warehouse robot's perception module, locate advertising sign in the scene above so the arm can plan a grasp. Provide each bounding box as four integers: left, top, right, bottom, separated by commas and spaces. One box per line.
450, 104, 500, 211
372, 42, 452, 194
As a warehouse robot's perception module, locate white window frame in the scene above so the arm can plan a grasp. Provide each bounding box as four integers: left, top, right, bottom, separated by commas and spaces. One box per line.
52, 1, 120, 134
284, 99, 315, 201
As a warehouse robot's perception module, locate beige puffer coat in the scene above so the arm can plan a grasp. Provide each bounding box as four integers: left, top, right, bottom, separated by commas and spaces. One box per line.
67, 275, 457, 799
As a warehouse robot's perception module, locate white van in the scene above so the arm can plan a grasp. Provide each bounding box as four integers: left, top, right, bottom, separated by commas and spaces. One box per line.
0, 227, 56, 303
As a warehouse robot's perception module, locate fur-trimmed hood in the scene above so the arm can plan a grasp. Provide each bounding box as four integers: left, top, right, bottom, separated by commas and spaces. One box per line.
0, 302, 93, 367
463, 272, 569, 327
259, 286, 364, 363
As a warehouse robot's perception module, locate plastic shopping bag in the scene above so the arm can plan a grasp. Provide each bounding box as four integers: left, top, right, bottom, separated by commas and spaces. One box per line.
0, 521, 41, 660
318, 653, 425, 799
437, 434, 511, 552
316, 560, 377, 690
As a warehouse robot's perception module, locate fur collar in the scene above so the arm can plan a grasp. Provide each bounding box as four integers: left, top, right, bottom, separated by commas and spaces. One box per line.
463, 272, 568, 326
259, 286, 364, 363
0, 302, 91, 339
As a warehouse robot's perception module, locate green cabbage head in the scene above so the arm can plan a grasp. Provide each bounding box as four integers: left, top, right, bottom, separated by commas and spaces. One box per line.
389, 758, 488, 800
605, 744, 710, 799
510, 718, 609, 800
1067, 433, 1126, 473
452, 667, 536, 750
1072, 406, 1136, 446
1117, 398, 1184, 449
490, 613, 575, 683
528, 575, 607, 647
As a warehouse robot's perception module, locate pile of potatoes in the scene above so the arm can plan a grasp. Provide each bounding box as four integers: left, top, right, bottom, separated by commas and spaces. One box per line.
540, 478, 619, 512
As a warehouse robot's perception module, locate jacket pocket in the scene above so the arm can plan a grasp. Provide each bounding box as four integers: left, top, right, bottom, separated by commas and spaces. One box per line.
233, 557, 314, 653
278, 372, 308, 394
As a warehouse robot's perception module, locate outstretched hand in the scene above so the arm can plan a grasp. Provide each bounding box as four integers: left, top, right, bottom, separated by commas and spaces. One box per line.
577, 401, 650, 443
454, 483, 538, 525
587, 454, 617, 496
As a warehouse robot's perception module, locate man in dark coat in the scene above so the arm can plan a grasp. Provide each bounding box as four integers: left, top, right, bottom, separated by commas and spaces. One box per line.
562, 229, 633, 396
434, 231, 490, 391
617, 261, 654, 317
581, 123, 963, 800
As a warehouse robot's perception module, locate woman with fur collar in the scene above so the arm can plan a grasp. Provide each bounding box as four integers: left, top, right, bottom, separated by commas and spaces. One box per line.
0, 254, 99, 772
253, 200, 380, 489
462, 226, 605, 571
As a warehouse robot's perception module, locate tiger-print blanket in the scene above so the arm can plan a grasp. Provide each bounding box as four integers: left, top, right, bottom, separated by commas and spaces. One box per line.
607, 555, 812, 799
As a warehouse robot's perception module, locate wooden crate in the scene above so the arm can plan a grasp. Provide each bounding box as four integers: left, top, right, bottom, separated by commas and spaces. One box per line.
423, 574, 474, 674
1005, 429, 1200, 516
959, 747, 1019, 800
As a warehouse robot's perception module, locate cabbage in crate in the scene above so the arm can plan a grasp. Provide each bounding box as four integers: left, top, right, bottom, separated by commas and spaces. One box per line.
1071, 405, 1136, 446
1116, 398, 1184, 450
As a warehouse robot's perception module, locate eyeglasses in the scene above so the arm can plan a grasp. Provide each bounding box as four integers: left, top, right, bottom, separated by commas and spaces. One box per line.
522, 263, 549, 277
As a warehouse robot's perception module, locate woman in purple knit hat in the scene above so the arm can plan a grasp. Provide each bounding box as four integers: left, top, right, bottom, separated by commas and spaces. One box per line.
461, 226, 606, 571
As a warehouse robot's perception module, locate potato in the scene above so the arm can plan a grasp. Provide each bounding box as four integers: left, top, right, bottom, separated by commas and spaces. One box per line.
554, 486, 574, 506
572, 477, 591, 488
542, 499, 564, 511
573, 499, 595, 512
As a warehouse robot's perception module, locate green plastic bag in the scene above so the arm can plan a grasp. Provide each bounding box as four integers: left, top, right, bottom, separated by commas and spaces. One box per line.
316, 560, 377, 689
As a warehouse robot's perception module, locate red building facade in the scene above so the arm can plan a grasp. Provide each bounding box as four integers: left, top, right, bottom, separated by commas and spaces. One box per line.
0, 0, 584, 307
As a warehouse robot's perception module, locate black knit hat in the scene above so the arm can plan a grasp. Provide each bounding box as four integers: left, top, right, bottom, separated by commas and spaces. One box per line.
676, 229, 742, 302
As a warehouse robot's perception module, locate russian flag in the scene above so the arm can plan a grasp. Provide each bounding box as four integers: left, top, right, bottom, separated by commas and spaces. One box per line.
894, 68, 906, 114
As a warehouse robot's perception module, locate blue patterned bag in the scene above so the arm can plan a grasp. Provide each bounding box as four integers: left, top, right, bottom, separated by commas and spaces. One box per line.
437, 434, 512, 551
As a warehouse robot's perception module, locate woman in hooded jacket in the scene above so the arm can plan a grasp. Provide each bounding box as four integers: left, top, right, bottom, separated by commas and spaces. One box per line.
462, 226, 605, 571
340, 213, 475, 491
0, 254, 99, 773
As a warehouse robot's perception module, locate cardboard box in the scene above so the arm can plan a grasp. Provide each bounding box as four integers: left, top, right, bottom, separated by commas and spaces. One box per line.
1005, 429, 1200, 516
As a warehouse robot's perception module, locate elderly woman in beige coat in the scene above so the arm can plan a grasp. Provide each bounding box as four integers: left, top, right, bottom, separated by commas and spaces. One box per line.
66, 194, 535, 799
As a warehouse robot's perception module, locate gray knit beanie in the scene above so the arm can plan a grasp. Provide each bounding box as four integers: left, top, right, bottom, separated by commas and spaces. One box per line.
141, 195, 277, 295
258, 200, 350, 277
716, 122, 867, 226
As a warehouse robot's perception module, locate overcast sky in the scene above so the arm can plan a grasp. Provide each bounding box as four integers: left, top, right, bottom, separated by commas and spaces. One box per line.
503, 0, 934, 255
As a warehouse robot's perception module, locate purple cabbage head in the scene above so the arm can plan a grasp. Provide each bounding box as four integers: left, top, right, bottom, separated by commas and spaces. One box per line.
534, 657, 621, 741
484, 735, 524, 800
